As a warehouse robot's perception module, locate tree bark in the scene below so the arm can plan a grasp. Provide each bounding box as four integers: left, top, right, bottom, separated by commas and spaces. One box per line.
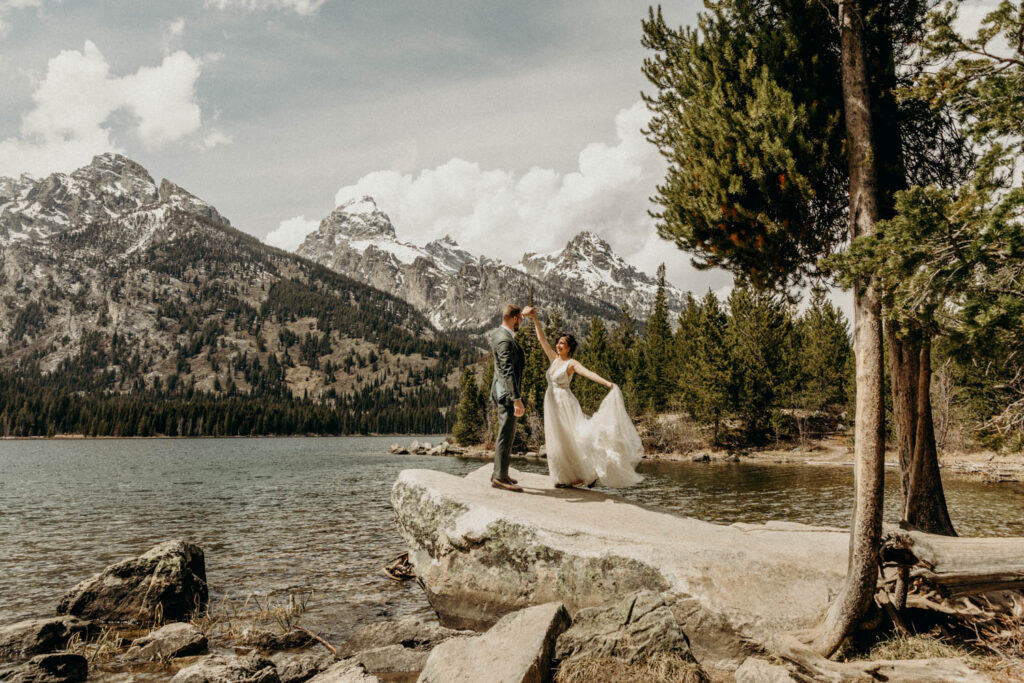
810, 0, 887, 657
905, 337, 956, 534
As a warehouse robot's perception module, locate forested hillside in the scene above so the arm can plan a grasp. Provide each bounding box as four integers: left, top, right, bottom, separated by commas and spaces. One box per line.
0, 155, 466, 436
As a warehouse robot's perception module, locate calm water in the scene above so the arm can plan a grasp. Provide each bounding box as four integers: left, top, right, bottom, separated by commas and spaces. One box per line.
1, 437, 1022, 641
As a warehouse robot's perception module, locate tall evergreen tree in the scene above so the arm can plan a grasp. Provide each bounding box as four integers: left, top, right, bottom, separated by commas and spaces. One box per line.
452, 367, 485, 446
574, 317, 612, 413
643, 265, 675, 412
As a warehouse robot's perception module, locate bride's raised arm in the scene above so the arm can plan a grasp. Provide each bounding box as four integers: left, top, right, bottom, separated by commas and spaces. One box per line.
525, 309, 556, 363
568, 360, 614, 389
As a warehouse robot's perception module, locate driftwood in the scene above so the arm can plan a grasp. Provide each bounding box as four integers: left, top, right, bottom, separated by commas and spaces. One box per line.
382, 552, 415, 582
882, 528, 1024, 596
772, 634, 987, 682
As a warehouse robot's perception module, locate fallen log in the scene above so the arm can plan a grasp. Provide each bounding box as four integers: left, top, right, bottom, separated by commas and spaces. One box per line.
771, 634, 987, 682
883, 528, 1024, 597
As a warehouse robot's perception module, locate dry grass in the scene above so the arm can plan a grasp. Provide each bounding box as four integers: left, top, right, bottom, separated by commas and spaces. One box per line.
189, 587, 314, 643
554, 654, 709, 683
863, 632, 968, 660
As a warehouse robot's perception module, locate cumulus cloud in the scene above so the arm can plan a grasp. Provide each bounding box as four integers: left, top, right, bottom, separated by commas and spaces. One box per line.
266, 215, 320, 251
163, 16, 186, 53
293, 100, 726, 293
0, 41, 217, 177
205, 0, 325, 15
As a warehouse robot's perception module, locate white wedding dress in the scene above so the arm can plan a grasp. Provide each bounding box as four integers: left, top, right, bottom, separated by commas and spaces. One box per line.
544, 358, 644, 488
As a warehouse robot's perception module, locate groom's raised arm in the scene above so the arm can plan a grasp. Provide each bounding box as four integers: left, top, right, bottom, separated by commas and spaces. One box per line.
494, 337, 521, 401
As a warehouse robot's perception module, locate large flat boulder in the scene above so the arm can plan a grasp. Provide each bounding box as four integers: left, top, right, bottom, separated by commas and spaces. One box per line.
57, 540, 208, 624
0, 617, 93, 662
392, 466, 850, 665
2, 653, 88, 683
418, 602, 570, 683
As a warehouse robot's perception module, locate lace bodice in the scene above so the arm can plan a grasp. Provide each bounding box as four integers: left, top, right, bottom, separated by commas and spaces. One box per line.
546, 358, 572, 389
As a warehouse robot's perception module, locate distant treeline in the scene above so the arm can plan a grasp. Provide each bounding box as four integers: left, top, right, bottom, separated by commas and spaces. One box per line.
0, 365, 454, 437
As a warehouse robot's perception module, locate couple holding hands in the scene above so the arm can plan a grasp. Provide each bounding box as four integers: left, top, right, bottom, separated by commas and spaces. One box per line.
488, 304, 643, 493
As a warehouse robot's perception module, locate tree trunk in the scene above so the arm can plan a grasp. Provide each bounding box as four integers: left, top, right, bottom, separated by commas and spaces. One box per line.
888, 325, 956, 536
905, 337, 956, 534
810, 0, 887, 657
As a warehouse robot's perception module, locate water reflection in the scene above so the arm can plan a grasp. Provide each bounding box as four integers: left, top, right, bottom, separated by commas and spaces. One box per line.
1, 438, 1020, 642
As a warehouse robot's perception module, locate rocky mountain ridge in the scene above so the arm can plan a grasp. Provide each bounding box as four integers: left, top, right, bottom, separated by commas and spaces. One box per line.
0, 154, 462, 436
295, 197, 687, 331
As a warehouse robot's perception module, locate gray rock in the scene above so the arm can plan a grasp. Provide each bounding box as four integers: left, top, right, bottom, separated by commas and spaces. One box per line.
339, 615, 472, 674
57, 540, 208, 624
0, 617, 93, 662
554, 591, 700, 667
124, 622, 207, 661
307, 660, 379, 682
392, 466, 849, 667
339, 614, 470, 657
418, 602, 570, 683
692, 453, 710, 462
348, 645, 426, 674
3, 653, 88, 683
238, 629, 312, 651
271, 652, 335, 683
735, 656, 799, 683
170, 652, 279, 683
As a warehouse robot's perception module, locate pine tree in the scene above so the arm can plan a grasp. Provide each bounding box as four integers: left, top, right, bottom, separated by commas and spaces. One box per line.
574, 317, 612, 413
452, 367, 485, 446
643, 264, 675, 412
686, 291, 732, 443
797, 289, 852, 413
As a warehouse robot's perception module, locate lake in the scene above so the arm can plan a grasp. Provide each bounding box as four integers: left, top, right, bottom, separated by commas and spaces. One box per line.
1, 436, 1021, 642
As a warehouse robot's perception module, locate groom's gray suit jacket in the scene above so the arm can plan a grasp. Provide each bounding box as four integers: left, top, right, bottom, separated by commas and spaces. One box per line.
489, 326, 524, 403
489, 325, 523, 480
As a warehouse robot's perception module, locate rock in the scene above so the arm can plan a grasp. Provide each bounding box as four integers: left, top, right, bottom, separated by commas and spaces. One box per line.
0, 617, 93, 662
388, 444, 401, 454
271, 652, 335, 683
427, 445, 446, 456
418, 602, 569, 683
340, 614, 470, 657
124, 622, 207, 661
538, 444, 546, 457
735, 656, 799, 683
57, 540, 208, 624
525, 452, 538, 459
3, 653, 88, 683
554, 591, 699, 667
392, 466, 849, 666
307, 660, 379, 682
421, 442, 433, 451
692, 453, 710, 462
408, 441, 421, 453
170, 652, 279, 683
239, 629, 312, 651
339, 614, 472, 674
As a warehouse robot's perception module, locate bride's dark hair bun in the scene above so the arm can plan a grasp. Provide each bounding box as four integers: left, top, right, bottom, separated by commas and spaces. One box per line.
559, 333, 578, 356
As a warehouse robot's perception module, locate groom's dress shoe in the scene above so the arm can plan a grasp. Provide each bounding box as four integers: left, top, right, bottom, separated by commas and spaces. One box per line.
507, 476, 518, 485
491, 477, 523, 492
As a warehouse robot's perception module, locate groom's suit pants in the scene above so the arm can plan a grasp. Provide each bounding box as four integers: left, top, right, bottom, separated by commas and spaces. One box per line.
493, 396, 516, 480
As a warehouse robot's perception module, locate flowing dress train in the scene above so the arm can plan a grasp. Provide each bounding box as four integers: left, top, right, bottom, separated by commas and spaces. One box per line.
543, 358, 643, 488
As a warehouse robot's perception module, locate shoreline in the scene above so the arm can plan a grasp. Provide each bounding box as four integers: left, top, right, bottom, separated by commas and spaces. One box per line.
454, 437, 1024, 483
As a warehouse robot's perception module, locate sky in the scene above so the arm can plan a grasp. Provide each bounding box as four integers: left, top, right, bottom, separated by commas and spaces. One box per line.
0, 0, 1000, 318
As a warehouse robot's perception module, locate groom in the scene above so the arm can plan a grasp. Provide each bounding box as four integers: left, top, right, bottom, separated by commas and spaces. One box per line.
489, 304, 532, 492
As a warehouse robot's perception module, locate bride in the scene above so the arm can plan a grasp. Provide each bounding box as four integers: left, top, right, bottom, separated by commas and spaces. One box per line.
524, 308, 643, 489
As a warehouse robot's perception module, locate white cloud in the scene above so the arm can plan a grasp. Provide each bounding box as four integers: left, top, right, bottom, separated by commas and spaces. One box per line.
306, 100, 729, 294
266, 215, 320, 251
163, 17, 186, 53
205, 0, 325, 15
0, 41, 218, 177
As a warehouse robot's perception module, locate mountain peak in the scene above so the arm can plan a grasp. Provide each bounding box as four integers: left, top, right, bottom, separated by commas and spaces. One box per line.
320, 195, 396, 239
565, 230, 612, 255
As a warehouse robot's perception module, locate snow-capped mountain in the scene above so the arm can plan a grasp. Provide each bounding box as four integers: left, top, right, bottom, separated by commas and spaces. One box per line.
0, 155, 459, 421
521, 231, 686, 320
0, 153, 227, 246
295, 197, 686, 330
